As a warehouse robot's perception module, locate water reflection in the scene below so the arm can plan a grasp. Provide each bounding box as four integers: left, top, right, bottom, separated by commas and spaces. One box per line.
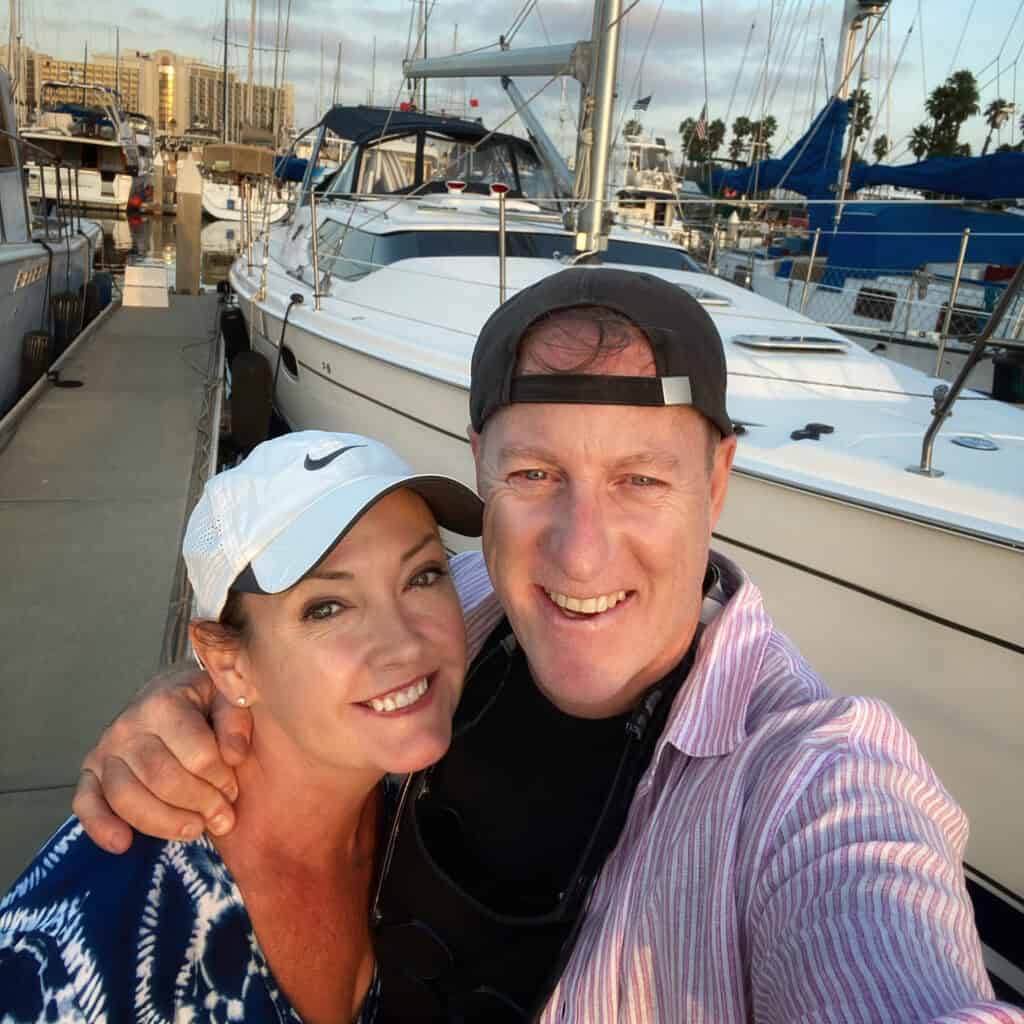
96, 210, 242, 292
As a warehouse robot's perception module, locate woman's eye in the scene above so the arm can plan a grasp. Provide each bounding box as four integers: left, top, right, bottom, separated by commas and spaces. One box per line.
410, 567, 447, 588
306, 601, 343, 621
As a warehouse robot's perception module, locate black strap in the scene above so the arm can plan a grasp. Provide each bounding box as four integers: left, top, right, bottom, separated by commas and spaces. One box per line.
509, 374, 689, 408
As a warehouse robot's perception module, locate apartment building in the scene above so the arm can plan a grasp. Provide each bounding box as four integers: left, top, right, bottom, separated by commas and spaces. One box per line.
1, 44, 294, 140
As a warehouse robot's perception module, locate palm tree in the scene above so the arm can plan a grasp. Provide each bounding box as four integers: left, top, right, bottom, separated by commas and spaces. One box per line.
849, 89, 873, 143
981, 99, 1015, 156
728, 116, 752, 164
872, 134, 890, 163
909, 124, 932, 161
924, 69, 980, 156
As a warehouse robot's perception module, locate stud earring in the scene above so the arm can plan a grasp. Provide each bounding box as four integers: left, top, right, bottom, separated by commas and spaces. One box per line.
236, 696, 248, 707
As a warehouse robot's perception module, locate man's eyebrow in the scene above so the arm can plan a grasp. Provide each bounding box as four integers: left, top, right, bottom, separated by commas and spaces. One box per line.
610, 451, 681, 472
497, 445, 561, 464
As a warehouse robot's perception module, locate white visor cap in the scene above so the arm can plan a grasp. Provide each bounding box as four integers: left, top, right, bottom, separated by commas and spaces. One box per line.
183, 431, 482, 621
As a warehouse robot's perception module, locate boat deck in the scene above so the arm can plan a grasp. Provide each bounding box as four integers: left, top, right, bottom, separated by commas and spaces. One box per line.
0, 293, 222, 890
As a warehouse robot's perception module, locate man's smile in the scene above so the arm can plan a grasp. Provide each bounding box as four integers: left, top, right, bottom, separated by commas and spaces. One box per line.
541, 587, 633, 617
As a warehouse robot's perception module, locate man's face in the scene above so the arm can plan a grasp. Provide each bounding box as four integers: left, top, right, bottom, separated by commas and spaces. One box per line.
471, 321, 736, 718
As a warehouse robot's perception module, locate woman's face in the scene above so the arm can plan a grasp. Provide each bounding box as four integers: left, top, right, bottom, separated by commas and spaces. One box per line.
233, 489, 468, 780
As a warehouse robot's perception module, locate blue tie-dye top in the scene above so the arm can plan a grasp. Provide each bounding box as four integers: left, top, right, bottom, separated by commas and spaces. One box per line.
0, 817, 380, 1023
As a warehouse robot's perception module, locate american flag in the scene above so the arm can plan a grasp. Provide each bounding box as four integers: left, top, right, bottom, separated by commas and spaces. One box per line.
695, 104, 708, 141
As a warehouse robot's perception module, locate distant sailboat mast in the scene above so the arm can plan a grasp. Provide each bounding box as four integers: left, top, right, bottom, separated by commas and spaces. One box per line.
221, 0, 230, 142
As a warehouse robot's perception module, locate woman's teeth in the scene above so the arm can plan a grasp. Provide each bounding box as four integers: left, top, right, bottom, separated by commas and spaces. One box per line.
366, 677, 430, 714
544, 590, 627, 615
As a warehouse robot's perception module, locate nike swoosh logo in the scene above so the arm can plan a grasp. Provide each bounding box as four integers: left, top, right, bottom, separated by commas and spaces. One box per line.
303, 444, 366, 470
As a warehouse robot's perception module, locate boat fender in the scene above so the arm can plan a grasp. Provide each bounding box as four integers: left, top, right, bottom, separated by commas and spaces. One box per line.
92, 272, 114, 311
230, 351, 273, 454
51, 291, 81, 356
220, 307, 251, 367
18, 331, 53, 397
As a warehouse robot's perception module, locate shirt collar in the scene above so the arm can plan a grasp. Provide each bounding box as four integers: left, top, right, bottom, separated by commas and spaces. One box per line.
641, 551, 773, 780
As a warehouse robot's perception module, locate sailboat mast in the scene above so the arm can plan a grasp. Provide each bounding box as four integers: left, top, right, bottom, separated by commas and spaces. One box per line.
7, 0, 16, 112
246, 0, 256, 126
420, 0, 428, 112
332, 41, 341, 105
222, 0, 230, 142
115, 27, 120, 102
575, 0, 622, 254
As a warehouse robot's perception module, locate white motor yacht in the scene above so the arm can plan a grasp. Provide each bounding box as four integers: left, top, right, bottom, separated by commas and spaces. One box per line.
229, 67, 1024, 1006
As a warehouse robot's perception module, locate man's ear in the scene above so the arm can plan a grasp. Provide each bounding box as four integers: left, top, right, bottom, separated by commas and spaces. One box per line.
468, 427, 486, 497
708, 433, 737, 530
188, 622, 253, 707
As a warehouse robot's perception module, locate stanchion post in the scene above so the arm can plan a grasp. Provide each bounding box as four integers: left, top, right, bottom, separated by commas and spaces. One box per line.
310, 189, 322, 311
800, 227, 821, 314
935, 227, 971, 376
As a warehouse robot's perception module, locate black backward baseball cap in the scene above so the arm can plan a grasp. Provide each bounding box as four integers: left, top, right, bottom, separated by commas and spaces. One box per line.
469, 267, 733, 437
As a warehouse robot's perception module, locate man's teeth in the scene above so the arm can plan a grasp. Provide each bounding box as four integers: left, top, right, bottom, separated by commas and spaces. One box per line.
367, 677, 429, 713
544, 590, 627, 614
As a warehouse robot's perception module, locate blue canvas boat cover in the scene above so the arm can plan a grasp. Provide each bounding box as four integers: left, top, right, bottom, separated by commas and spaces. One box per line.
317, 105, 490, 145
848, 152, 1024, 201
710, 99, 849, 199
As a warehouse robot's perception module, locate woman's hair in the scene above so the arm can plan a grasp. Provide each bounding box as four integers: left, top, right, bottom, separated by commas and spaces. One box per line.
191, 590, 249, 650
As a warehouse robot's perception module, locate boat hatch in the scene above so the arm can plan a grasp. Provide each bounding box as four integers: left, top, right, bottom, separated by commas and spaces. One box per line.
680, 285, 733, 309
732, 334, 848, 353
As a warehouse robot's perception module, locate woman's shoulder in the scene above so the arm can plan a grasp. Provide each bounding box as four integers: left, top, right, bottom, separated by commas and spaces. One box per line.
0, 824, 280, 1023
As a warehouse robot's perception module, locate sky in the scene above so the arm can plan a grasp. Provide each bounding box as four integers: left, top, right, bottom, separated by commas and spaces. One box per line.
13, 0, 1024, 161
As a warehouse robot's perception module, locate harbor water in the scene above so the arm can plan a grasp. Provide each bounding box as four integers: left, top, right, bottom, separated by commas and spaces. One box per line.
95, 203, 242, 294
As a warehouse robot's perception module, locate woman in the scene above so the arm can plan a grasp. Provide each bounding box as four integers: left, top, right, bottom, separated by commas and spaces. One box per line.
0, 430, 482, 1023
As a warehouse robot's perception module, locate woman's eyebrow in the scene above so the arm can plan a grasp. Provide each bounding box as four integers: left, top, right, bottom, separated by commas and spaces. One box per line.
402, 532, 442, 563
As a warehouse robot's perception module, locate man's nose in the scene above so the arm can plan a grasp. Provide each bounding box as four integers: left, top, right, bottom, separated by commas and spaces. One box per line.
544, 482, 610, 583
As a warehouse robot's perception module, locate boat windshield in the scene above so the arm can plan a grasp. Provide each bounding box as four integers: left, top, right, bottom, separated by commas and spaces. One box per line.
325, 131, 560, 201
317, 224, 701, 281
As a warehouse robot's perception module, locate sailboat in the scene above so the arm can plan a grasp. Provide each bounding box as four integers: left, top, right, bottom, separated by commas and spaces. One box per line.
710, 3, 1024, 399
225, 0, 1024, 999
200, 0, 290, 225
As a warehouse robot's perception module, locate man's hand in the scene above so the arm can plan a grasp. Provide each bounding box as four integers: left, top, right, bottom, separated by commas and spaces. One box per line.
72, 663, 253, 853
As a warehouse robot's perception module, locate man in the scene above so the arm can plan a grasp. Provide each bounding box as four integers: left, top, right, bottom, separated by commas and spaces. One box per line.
71, 269, 1019, 1022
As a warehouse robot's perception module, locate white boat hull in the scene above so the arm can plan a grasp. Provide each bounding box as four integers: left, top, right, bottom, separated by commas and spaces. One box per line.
25, 164, 149, 212
231, 263, 1022, 944
715, 250, 1016, 393
202, 181, 289, 224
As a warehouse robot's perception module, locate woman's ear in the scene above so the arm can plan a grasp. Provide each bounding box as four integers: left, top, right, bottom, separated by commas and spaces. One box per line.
189, 621, 252, 707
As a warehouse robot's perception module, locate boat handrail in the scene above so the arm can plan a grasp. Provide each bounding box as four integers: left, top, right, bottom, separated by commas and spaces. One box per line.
907, 260, 1024, 478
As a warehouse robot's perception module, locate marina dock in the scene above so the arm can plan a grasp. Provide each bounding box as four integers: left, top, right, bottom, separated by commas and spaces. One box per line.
0, 293, 222, 890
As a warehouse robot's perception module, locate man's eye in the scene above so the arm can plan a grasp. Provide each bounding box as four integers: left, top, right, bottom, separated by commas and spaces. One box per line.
629, 475, 661, 487
305, 601, 344, 621
514, 469, 548, 482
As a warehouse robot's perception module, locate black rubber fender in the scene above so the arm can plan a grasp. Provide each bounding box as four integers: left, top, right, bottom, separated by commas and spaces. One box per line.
18, 331, 52, 397
230, 350, 273, 453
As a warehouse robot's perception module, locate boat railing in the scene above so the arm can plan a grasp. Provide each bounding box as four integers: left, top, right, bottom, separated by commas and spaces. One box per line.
908, 259, 1024, 478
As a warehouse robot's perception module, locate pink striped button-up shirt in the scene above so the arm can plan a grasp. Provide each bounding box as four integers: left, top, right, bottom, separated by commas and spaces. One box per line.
450, 550, 1023, 1024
